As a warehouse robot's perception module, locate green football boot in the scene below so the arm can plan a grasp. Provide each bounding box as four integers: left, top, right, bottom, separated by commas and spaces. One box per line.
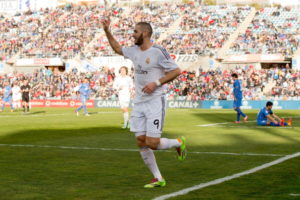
144, 178, 166, 188
176, 136, 187, 161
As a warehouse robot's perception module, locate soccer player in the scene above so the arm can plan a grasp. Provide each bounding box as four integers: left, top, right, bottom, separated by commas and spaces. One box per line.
257, 101, 289, 126
102, 19, 187, 188
1, 81, 14, 112
75, 78, 90, 116
21, 79, 31, 113
232, 73, 247, 123
113, 66, 133, 129
12, 81, 22, 110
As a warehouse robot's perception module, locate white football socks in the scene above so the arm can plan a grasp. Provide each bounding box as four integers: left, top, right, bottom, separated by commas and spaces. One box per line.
123, 112, 129, 125
140, 147, 162, 181
157, 138, 181, 150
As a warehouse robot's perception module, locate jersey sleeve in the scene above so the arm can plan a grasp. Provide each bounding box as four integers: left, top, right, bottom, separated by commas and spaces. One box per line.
122, 46, 136, 60
265, 110, 270, 116
269, 110, 273, 115
157, 48, 179, 71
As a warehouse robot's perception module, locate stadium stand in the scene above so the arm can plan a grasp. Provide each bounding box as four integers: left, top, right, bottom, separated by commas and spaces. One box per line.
0, 8, 65, 60
0, 66, 299, 101
1, 3, 300, 102
1, 4, 299, 59
159, 4, 251, 56
88, 3, 182, 57
228, 7, 300, 56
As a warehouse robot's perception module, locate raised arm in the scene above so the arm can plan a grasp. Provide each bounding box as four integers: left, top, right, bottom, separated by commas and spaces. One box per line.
101, 18, 123, 55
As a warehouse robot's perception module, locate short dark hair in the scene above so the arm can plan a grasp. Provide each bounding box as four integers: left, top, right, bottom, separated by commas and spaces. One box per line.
266, 101, 273, 107
231, 73, 238, 78
137, 22, 153, 37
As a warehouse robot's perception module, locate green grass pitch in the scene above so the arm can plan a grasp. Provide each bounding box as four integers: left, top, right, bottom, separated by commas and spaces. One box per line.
0, 108, 299, 200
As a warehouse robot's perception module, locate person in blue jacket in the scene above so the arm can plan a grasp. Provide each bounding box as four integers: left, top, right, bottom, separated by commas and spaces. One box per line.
75, 78, 90, 116
1, 81, 14, 112
232, 73, 247, 123
257, 101, 289, 126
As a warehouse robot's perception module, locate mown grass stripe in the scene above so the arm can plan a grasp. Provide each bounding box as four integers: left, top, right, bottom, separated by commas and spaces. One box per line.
153, 152, 300, 200
0, 144, 285, 157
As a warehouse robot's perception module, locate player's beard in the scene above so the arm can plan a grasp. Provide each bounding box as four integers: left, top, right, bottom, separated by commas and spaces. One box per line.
135, 33, 144, 46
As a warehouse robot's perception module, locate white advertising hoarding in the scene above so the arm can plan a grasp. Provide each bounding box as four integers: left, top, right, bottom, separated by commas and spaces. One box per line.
0, 0, 18, 13
0, 0, 58, 13
15, 58, 64, 66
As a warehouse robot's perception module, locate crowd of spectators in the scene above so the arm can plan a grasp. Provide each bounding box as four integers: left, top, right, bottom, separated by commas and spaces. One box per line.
0, 3, 184, 60
159, 5, 251, 56
0, 8, 64, 61
1, 3, 300, 102
167, 66, 300, 101
2, 4, 300, 59
229, 7, 300, 56
88, 3, 182, 57
1, 66, 299, 101
270, 67, 300, 99
19, 5, 125, 59
0, 5, 125, 60
0, 67, 117, 100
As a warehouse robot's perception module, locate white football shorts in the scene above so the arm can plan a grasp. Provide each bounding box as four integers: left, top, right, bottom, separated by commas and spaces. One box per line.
130, 96, 166, 138
13, 94, 22, 101
119, 94, 130, 108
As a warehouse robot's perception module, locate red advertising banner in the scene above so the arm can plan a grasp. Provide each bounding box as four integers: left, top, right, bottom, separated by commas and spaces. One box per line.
170, 54, 198, 62
30, 100, 94, 108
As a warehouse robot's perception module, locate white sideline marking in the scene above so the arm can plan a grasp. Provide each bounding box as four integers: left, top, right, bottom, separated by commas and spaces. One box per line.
285, 116, 300, 119
290, 193, 300, 196
216, 126, 293, 129
153, 152, 300, 200
0, 144, 138, 152
196, 115, 300, 127
97, 112, 118, 114
190, 151, 284, 157
0, 112, 117, 118
0, 113, 67, 117
197, 121, 256, 127
0, 144, 284, 157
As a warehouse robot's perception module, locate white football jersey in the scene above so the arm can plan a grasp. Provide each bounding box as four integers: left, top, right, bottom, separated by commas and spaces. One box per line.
12, 86, 21, 97
122, 44, 178, 103
113, 75, 133, 96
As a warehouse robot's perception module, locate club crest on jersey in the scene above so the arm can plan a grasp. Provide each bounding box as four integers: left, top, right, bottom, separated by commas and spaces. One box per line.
136, 64, 148, 74
145, 57, 150, 64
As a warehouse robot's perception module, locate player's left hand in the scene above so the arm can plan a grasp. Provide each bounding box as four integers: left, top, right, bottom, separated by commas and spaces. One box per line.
142, 82, 157, 94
